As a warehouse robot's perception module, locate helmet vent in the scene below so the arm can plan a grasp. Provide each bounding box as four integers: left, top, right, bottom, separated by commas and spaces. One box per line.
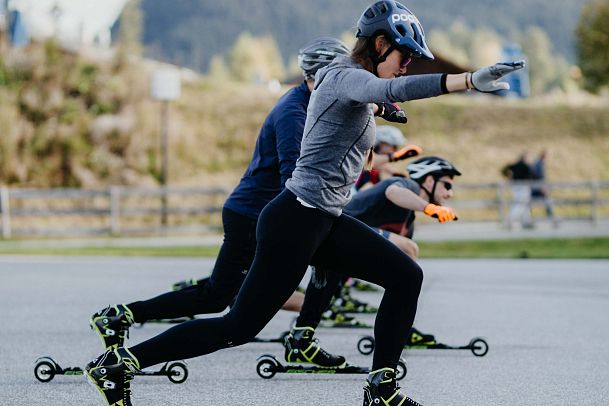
365, 8, 375, 18
410, 23, 419, 43
396, 24, 407, 37
378, 2, 388, 13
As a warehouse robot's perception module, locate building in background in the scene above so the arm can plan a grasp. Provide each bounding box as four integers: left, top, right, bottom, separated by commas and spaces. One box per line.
6, 0, 127, 49
499, 42, 530, 98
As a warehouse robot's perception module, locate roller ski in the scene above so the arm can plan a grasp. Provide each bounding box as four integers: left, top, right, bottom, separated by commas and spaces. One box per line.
256, 354, 407, 381
363, 367, 421, 406
318, 310, 372, 328
331, 286, 378, 314
34, 355, 188, 384
357, 328, 489, 357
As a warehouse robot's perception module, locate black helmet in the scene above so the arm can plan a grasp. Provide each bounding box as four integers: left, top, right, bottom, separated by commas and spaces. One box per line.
356, 0, 433, 60
298, 37, 351, 80
407, 156, 461, 182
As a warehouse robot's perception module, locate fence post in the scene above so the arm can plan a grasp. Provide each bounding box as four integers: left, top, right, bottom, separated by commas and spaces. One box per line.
110, 186, 121, 236
0, 186, 11, 239
590, 181, 599, 226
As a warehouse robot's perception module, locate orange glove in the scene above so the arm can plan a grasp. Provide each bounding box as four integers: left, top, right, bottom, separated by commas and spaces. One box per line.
389, 144, 423, 162
423, 203, 458, 223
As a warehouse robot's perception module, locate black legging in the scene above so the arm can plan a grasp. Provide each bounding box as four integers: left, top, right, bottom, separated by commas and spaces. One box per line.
130, 189, 423, 371
127, 207, 257, 322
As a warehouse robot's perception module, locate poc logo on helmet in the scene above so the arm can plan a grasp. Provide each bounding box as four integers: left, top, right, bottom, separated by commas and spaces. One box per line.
391, 13, 418, 24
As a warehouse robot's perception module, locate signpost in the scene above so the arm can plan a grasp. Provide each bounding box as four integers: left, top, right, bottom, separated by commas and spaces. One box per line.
150, 69, 181, 226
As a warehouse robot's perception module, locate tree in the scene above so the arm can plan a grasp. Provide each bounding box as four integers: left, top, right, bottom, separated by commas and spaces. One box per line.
226, 32, 285, 83
576, 0, 609, 92
518, 26, 570, 94
118, 0, 143, 57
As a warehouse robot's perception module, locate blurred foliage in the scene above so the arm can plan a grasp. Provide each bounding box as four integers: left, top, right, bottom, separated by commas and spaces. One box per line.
117, 0, 144, 58
1, 39, 609, 192
576, 0, 609, 93
518, 27, 572, 95
225, 32, 285, 82
428, 23, 572, 95
0, 40, 155, 187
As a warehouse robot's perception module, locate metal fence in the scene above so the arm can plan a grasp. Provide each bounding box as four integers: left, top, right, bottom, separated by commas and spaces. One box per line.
1, 181, 608, 239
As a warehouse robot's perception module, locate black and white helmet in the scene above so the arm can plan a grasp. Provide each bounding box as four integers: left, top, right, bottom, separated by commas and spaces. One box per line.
407, 156, 461, 182
375, 125, 406, 147
298, 37, 351, 80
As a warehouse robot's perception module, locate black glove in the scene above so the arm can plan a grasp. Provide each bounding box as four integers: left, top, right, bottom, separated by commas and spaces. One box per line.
375, 102, 407, 124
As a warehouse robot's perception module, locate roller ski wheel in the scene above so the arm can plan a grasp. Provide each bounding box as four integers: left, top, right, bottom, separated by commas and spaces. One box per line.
165, 362, 189, 384
35, 356, 188, 384
356, 335, 490, 357
255, 354, 406, 380
357, 336, 375, 355
469, 337, 489, 357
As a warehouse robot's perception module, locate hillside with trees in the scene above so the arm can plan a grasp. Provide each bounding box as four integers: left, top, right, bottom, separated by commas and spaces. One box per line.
140, 0, 591, 72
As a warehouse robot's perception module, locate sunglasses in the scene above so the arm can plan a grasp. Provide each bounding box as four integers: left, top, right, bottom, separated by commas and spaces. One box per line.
399, 50, 413, 68
438, 180, 453, 191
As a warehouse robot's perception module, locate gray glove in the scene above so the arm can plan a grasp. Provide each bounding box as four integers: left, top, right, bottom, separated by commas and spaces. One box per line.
471, 61, 526, 93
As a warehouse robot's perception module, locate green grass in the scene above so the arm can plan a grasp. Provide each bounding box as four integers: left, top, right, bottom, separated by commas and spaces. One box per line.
0, 237, 608, 258
418, 237, 609, 259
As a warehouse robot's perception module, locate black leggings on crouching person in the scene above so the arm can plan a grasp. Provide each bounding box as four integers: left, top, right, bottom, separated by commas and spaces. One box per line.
127, 207, 257, 321
128, 189, 423, 371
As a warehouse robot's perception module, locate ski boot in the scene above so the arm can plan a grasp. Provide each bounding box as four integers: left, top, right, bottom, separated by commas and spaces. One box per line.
284, 326, 346, 368
332, 285, 378, 314
86, 347, 140, 406
90, 304, 135, 350
363, 367, 423, 406
407, 327, 436, 346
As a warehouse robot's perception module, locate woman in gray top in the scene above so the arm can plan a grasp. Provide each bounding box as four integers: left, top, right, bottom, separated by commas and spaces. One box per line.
85, 2, 524, 405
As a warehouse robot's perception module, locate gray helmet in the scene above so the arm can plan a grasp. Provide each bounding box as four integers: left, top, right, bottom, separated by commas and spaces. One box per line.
356, 0, 433, 60
375, 125, 406, 147
407, 156, 461, 182
298, 37, 351, 80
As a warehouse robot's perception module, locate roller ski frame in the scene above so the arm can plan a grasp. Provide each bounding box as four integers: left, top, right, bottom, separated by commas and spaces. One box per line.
357, 335, 489, 357
255, 354, 407, 380
34, 356, 188, 384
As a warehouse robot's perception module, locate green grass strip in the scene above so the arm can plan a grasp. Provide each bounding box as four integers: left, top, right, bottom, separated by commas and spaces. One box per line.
0, 237, 608, 259
418, 237, 609, 259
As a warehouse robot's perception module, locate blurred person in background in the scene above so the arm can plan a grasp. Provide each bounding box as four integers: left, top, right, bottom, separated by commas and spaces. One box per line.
531, 150, 557, 226
84, 1, 524, 405
502, 152, 535, 229
354, 125, 422, 191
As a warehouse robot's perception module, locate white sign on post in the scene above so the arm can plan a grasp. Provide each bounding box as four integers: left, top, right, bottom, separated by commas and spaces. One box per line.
150, 69, 181, 101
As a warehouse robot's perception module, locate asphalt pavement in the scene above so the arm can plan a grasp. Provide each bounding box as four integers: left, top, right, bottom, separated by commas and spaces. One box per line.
1, 256, 608, 405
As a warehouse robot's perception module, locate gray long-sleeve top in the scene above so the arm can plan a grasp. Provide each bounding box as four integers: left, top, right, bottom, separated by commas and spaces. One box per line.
285, 55, 446, 217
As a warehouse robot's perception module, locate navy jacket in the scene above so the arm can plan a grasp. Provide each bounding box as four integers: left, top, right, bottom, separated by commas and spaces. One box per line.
224, 81, 311, 219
